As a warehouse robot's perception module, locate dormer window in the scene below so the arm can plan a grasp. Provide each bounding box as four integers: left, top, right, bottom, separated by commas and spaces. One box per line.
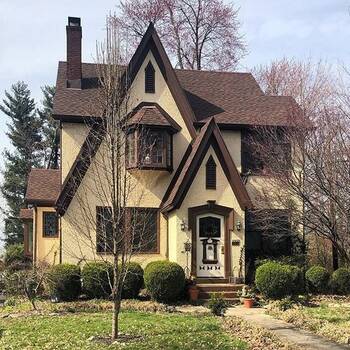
126, 103, 181, 171
145, 61, 155, 93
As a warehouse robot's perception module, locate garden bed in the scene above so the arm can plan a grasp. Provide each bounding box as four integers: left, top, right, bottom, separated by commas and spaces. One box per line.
267, 296, 350, 345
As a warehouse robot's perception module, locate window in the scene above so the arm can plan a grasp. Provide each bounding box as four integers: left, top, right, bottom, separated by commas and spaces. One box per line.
206, 155, 216, 189
126, 129, 173, 170
130, 208, 158, 253
145, 61, 155, 93
96, 206, 158, 254
96, 206, 114, 253
43, 212, 58, 237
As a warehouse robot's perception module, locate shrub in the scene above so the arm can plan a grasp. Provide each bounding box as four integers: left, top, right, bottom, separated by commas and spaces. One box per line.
82, 262, 112, 299
4, 244, 31, 271
255, 261, 293, 299
331, 268, 350, 295
144, 260, 185, 303
121, 262, 144, 299
208, 292, 228, 316
305, 266, 330, 294
46, 264, 81, 301
286, 265, 304, 295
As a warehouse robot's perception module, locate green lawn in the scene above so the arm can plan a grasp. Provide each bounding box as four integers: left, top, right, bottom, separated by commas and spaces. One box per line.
0, 311, 247, 350
303, 302, 350, 324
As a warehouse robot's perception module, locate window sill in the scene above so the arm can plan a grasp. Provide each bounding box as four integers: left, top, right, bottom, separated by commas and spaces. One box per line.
127, 164, 173, 172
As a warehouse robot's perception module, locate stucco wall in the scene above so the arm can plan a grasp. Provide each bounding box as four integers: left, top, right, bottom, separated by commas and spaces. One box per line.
35, 207, 60, 264
61, 122, 89, 182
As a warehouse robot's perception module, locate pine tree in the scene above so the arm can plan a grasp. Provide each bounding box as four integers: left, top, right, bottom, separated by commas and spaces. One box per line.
0, 82, 43, 245
38, 85, 59, 169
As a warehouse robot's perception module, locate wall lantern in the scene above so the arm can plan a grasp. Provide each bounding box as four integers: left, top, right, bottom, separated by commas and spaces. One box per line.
180, 218, 188, 231
236, 220, 241, 231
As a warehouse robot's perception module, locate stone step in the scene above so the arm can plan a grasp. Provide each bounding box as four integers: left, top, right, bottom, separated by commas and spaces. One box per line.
196, 283, 244, 292
199, 291, 239, 299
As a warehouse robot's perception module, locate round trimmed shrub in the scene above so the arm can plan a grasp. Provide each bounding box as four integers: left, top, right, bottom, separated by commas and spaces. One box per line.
82, 262, 113, 299
4, 244, 31, 271
255, 261, 293, 299
331, 268, 350, 295
47, 264, 81, 301
305, 266, 330, 294
121, 262, 144, 299
144, 260, 185, 303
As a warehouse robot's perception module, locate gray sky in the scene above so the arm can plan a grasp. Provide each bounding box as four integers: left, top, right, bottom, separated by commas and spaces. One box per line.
0, 0, 349, 248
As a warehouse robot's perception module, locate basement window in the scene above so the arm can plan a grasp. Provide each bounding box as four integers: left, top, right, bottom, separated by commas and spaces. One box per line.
206, 155, 216, 189
145, 61, 155, 93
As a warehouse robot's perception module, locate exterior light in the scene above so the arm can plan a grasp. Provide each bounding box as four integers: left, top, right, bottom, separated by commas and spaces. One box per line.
236, 220, 241, 231
180, 218, 188, 231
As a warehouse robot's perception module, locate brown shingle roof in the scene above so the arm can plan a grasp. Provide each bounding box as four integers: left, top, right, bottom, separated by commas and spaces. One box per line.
19, 208, 33, 220
53, 62, 300, 127
128, 102, 181, 130
25, 169, 61, 205
176, 69, 300, 126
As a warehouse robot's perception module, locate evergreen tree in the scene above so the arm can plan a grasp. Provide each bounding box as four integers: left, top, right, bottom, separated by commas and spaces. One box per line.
38, 85, 59, 169
0, 82, 43, 245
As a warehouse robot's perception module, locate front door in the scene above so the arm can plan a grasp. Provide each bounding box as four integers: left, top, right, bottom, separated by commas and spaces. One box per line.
196, 214, 225, 278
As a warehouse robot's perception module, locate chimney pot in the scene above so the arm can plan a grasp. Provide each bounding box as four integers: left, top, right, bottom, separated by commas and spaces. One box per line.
66, 17, 82, 88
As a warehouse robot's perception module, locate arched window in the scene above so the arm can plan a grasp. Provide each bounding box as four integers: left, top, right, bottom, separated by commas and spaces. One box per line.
206, 155, 216, 189
145, 61, 155, 93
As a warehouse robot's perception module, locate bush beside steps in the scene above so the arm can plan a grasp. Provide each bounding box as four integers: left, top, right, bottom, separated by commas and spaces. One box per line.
144, 260, 185, 303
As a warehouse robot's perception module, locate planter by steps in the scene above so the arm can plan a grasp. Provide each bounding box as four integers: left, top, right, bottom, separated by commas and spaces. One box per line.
243, 298, 254, 308
188, 286, 199, 302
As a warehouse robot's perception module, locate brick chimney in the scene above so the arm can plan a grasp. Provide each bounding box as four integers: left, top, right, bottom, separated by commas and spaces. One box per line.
66, 17, 82, 88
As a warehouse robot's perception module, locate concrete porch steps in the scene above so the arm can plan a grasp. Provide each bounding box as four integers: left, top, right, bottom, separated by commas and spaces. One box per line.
196, 283, 244, 301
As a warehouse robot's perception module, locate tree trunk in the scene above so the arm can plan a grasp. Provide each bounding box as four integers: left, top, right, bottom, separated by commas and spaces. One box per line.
332, 244, 339, 270
112, 297, 121, 340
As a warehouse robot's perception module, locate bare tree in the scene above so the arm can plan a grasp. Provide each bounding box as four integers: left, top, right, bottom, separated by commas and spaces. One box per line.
61, 20, 156, 341
116, 0, 246, 70
249, 58, 350, 269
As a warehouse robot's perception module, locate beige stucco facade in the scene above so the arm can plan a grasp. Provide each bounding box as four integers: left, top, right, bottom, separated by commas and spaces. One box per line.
32, 48, 269, 281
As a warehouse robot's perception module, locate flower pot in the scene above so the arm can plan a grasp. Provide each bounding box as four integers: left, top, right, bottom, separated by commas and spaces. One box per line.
243, 298, 254, 308
188, 286, 199, 302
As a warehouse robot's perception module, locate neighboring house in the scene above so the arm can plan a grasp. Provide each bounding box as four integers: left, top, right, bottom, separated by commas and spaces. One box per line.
21, 17, 300, 286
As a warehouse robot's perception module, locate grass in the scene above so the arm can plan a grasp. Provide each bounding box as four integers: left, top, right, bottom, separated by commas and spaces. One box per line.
268, 298, 350, 344
0, 310, 247, 350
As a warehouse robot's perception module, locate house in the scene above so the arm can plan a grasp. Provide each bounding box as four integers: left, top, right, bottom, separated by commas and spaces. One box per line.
21, 17, 300, 286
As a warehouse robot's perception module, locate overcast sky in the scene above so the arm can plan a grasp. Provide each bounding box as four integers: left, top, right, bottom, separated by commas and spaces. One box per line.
0, 0, 349, 249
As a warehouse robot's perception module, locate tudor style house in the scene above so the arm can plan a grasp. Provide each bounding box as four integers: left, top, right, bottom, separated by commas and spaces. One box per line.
21, 17, 300, 286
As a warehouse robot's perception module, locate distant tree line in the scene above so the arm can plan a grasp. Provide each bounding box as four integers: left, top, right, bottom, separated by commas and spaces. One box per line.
0, 82, 58, 246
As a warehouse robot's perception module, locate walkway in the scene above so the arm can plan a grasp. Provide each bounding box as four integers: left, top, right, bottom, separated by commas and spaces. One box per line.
226, 306, 349, 350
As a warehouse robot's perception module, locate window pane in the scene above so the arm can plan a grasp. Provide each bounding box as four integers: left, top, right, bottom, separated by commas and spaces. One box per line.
199, 216, 221, 238
141, 132, 163, 165
130, 208, 158, 253
43, 212, 58, 237
96, 207, 113, 253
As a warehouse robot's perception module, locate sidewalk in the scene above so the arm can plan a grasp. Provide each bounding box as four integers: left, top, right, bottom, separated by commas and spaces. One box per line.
226, 306, 349, 350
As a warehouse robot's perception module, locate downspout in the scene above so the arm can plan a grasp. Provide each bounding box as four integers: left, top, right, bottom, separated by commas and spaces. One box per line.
59, 214, 62, 264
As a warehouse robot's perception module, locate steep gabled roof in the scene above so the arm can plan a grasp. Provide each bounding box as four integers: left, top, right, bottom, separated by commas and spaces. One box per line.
161, 118, 252, 213
56, 23, 195, 215
25, 169, 61, 206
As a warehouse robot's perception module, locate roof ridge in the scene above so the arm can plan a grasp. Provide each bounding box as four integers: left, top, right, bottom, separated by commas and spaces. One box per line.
175, 68, 252, 75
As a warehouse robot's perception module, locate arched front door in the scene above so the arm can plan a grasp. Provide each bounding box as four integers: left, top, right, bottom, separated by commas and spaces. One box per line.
196, 213, 225, 278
